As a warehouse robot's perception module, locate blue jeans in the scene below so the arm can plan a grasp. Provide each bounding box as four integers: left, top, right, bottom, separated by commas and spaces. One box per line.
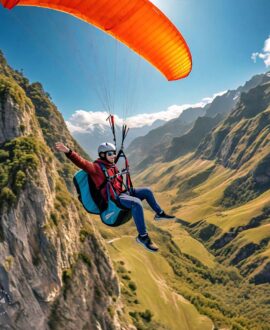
117, 187, 163, 236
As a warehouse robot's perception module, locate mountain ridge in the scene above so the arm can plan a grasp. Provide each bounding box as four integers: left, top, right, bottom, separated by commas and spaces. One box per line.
127, 72, 269, 172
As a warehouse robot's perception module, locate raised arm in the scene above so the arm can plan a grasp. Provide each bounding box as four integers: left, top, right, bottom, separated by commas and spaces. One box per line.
55, 142, 96, 174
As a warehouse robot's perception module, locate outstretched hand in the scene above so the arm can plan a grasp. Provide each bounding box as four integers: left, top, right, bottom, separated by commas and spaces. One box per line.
55, 142, 70, 153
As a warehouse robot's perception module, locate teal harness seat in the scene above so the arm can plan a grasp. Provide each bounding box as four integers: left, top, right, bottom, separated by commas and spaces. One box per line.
73, 163, 131, 227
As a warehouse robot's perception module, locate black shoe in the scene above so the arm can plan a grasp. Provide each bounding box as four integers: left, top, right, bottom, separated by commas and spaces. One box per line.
136, 234, 159, 252
154, 211, 175, 221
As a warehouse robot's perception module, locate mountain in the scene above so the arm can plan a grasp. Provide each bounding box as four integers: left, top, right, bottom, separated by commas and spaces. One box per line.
128, 72, 269, 172
204, 73, 268, 118
127, 106, 205, 170
196, 77, 270, 168
204, 90, 238, 117
0, 50, 128, 329
188, 79, 270, 284
164, 114, 223, 162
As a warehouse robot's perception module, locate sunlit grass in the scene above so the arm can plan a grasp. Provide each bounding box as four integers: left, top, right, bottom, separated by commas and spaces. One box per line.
107, 236, 213, 330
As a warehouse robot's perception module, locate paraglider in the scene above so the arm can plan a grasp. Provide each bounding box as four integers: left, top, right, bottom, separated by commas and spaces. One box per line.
2, 0, 192, 251
55, 140, 175, 252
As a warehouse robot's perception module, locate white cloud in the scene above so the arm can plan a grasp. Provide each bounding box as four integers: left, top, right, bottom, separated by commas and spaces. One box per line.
66, 90, 227, 133
251, 36, 270, 67
125, 103, 202, 128
66, 110, 122, 133
201, 90, 227, 104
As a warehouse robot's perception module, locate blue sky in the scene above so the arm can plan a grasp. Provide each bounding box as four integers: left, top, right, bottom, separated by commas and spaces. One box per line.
0, 0, 269, 125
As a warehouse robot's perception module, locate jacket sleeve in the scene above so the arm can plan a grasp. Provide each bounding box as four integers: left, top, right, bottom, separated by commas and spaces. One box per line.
65, 149, 96, 174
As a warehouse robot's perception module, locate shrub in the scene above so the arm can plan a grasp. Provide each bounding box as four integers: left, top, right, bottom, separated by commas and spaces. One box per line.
62, 268, 73, 300
122, 274, 131, 280
128, 281, 137, 291
14, 170, 26, 192
0, 167, 8, 187
117, 265, 126, 274
0, 187, 16, 207
0, 149, 9, 161
50, 212, 59, 226
139, 309, 153, 322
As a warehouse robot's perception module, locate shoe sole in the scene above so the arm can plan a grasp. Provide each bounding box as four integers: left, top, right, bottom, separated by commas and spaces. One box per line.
136, 238, 158, 253
154, 216, 176, 221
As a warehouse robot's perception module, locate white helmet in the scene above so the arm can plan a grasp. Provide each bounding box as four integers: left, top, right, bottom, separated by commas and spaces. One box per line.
98, 142, 116, 155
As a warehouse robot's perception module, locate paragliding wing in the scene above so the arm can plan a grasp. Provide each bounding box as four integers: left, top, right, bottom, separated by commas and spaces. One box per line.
1, 0, 19, 9
1, 0, 192, 80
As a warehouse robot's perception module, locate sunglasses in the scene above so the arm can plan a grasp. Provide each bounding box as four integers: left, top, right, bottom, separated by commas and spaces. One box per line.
106, 151, 116, 156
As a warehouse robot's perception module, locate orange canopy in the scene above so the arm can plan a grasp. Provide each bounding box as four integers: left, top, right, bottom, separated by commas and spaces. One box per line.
1, 0, 192, 81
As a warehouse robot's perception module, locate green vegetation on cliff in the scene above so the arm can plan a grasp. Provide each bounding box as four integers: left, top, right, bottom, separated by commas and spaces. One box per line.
0, 75, 32, 110
0, 50, 89, 191
0, 136, 51, 210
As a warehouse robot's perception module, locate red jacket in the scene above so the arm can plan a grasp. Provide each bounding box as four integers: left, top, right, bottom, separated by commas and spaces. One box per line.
66, 150, 124, 201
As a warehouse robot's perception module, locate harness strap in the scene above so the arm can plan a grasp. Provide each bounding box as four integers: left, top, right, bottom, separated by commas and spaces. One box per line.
96, 151, 133, 197
108, 168, 128, 180
116, 149, 133, 192
97, 178, 107, 191
97, 162, 118, 200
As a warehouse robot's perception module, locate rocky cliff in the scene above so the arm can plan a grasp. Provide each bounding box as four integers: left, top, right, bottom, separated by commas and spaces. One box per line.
0, 50, 128, 330
164, 114, 223, 161
196, 78, 270, 168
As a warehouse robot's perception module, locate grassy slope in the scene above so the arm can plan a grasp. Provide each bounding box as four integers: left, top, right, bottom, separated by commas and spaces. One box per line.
94, 208, 215, 329
142, 156, 270, 272
142, 156, 270, 231
107, 236, 213, 330
161, 220, 216, 268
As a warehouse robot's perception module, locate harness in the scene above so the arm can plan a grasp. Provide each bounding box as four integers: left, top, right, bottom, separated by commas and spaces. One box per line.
97, 158, 132, 199
97, 153, 133, 194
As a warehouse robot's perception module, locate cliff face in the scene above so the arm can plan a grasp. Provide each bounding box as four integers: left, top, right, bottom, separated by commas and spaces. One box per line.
196, 79, 270, 169
0, 51, 125, 330
0, 75, 40, 144
164, 114, 223, 162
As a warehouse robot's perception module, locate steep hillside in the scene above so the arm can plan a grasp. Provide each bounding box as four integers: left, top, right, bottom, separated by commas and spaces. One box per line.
164, 114, 223, 162
130, 157, 270, 328
196, 79, 270, 170
0, 50, 129, 330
